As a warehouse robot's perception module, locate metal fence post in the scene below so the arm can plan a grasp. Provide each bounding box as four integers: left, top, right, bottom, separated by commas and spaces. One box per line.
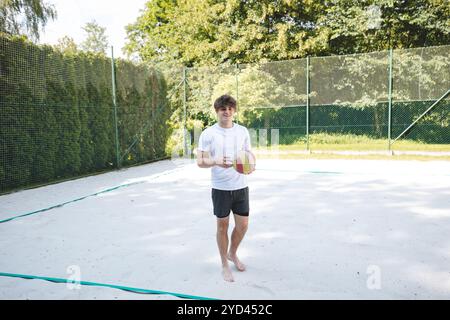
236, 63, 239, 125
306, 56, 310, 152
183, 66, 188, 157
387, 48, 393, 153
111, 46, 121, 168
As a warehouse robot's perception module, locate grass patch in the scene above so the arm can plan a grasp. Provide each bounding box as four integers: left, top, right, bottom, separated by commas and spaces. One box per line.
262, 133, 450, 152
256, 153, 450, 161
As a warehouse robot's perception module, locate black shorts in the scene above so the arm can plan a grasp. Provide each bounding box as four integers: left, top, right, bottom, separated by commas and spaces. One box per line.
211, 187, 249, 218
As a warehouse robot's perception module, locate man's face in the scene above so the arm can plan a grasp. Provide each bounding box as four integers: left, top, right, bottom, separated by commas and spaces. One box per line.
216, 105, 235, 122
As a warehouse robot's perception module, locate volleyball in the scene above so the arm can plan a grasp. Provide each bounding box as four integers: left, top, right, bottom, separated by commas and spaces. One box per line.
233, 150, 256, 175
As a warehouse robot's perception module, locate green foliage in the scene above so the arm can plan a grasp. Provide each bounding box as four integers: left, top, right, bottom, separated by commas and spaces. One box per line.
114, 58, 171, 165
0, 35, 169, 193
236, 100, 450, 146
125, 0, 449, 149
274, 132, 450, 152
125, 0, 328, 65
0, 0, 57, 41
324, 0, 450, 54
0, 37, 35, 188
125, 0, 449, 66
54, 36, 78, 54
81, 20, 109, 55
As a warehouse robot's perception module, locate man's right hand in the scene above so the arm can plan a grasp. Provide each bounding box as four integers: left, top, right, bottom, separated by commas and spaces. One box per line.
197, 150, 233, 169
215, 156, 233, 168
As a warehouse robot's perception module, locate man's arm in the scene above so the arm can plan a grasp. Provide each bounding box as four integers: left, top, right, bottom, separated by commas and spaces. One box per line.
197, 150, 232, 168
197, 150, 217, 168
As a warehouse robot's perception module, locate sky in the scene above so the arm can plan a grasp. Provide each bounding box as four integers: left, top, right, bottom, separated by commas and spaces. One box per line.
39, 0, 148, 58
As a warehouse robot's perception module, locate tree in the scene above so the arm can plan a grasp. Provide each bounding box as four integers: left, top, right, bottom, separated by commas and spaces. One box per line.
322, 0, 450, 54
80, 20, 109, 55
125, 0, 449, 147
0, 0, 57, 41
125, 0, 449, 66
54, 35, 78, 54
124, 0, 326, 66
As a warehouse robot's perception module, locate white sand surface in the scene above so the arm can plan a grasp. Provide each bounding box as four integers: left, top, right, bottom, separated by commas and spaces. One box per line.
1, 159, 449, 299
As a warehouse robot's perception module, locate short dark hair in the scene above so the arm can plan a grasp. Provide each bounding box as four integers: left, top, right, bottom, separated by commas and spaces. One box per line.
214, 94, 236, 110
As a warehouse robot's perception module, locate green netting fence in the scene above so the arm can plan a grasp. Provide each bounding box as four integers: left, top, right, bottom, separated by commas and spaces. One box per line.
1, 37, 449, 193
0, 36, 173, 193
182, 45, 449, 154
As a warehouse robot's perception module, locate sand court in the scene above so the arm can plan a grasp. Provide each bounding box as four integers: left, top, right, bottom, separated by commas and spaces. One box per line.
1, 159, 449, 299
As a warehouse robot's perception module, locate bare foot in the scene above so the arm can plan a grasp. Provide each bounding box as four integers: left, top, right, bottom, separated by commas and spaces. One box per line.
222, 265, 234, 282
227, 253, 246, 272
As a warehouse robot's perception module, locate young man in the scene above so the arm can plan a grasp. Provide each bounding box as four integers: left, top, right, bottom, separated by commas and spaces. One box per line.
197, 94, 255, 282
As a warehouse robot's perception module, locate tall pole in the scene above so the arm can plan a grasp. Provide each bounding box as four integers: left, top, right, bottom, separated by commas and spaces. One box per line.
387, 48, 393, 153
183, 67, 187, 157
111, 46, 121, 168
236, 63, 239, 124
306, 56, 310, 152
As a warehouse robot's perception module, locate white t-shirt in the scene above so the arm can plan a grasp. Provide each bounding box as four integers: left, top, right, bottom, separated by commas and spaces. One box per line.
198, 123, 252, 191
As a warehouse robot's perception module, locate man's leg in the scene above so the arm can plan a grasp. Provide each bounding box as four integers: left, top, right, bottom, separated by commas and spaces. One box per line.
216, 216, 234, 282
228, 214, 248, 271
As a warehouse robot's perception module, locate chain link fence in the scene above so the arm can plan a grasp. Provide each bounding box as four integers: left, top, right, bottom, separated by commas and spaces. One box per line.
183, 45, 449, 154
0, 36, 171, 193
391, 46, 450, 148
1, 37, 449, 193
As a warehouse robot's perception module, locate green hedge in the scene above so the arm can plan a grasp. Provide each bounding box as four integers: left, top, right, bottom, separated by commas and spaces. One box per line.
0, 36, 169, 193
238, 100, 449, 145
